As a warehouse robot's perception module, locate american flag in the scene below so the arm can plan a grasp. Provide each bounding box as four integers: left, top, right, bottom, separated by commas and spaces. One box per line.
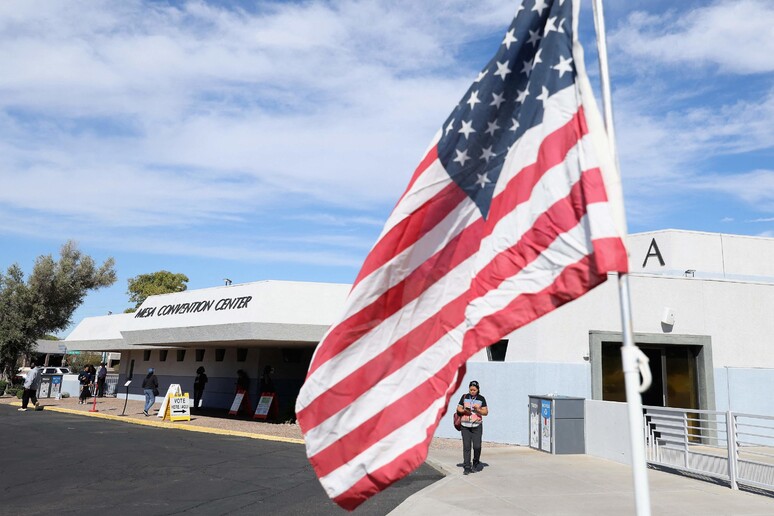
296, 0, 628, 509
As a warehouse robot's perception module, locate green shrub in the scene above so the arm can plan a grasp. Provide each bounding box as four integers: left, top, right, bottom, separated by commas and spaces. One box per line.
0, 380, 7, 396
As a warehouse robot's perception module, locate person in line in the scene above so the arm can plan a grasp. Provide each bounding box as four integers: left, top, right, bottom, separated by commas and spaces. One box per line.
457, 380, 489, 475
193, 366, 207, 412
142, 368, 159, 417
259, 365, 278, 420
19, 362, 41, 412
96, 362, 108, 397
78, 366, 93, 404
235, 369, 249, 393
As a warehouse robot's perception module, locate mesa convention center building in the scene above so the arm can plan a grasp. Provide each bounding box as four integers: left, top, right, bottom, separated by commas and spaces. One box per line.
64, 229, 774, 451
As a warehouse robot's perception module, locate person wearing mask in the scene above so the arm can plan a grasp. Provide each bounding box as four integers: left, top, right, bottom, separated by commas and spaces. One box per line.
96, 363, 108, 397
193, 366, 207, 412
141, 368, 159, 417
457, 380, 489, 475
19, 362, 42, 411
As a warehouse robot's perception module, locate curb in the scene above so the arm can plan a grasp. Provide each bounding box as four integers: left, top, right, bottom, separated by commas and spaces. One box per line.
8, 400, 305, 445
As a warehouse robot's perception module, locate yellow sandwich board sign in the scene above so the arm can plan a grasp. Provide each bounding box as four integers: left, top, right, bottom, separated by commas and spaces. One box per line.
168, 394, 191, 422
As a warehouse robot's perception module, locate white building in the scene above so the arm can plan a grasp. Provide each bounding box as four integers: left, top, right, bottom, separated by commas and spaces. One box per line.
65, 229, 774, 444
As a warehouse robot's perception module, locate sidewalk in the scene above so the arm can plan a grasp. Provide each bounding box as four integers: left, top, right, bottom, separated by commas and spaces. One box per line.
4, 396, 773, 514
392, 446, 774, 515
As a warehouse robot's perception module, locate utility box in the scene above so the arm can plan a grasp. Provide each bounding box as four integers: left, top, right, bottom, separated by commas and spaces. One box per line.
529, 395, 585, 454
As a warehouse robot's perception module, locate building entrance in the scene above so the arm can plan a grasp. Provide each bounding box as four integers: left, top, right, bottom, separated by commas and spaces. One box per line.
601, 343, 699, 411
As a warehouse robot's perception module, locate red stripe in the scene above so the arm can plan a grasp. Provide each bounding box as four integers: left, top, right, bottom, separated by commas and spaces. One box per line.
305, 110, 588, 378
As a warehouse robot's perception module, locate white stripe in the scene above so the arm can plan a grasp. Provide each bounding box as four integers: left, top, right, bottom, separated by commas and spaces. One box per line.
303, 323, 465, 456
318, 383, 453, 499
466, 216, 594, 326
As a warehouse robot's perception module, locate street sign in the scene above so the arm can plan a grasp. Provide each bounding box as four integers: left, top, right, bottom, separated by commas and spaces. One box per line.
57, 343, 67, 353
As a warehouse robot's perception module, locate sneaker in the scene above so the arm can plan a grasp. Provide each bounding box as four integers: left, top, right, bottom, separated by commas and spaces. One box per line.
143, 410, 149, 416
473, 460, 481, 471
34, 402, 40, 409
18, 408, 27, 412
463, 467, 472, 475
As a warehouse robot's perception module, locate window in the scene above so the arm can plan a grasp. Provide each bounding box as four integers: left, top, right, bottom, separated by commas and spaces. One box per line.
143, 350, 151, 361
215, 348, 225, 362
486, 340, 508, 361
196, 349, 205, 362
237, 348, 247, 362
160, 350, 168, 362
177, 349, 186, 362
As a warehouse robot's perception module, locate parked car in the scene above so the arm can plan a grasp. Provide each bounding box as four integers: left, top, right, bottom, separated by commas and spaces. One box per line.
41, 367, 72, 375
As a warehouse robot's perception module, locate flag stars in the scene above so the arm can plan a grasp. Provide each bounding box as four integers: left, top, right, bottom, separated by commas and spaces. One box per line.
490, 92, 505, 109
485, 120, 500, 136
453, 148, 471, 167
480, 146, 496, 163
527, 29, 542, 48
466, 90, 481, 110
475, 172, 492, 188
494, 61, 512, 80
458, 120, 476, 139
521, 59, 533, 77
475, 69, 488, 83
553, 55, 573, 78
537, 86, 550, 106
544, 16, 559, 35
516, 86, 530, 104
533, 48, 543, 67
502, 29, 517, 49
510, 118, 520, 132
532, 0, 548, 16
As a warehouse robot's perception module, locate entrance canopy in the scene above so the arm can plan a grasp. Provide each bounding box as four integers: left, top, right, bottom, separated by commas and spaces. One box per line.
65, 280, 350, 350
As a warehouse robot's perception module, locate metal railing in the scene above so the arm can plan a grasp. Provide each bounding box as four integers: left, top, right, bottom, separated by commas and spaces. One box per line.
643, 405, 774, 493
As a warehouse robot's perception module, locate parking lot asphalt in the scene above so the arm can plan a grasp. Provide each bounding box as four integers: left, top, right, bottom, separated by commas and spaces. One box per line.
0, 403, 442, 515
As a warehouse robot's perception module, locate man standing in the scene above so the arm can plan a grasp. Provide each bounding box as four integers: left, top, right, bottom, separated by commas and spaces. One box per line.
19, 362, 42, 412
96, 363, 108, 397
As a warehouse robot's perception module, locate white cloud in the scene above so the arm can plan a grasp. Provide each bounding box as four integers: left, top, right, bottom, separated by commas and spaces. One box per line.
611, 0, 774, 74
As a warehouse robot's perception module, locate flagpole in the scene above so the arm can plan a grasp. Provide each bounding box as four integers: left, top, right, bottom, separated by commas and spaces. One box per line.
591, 1, 652, 515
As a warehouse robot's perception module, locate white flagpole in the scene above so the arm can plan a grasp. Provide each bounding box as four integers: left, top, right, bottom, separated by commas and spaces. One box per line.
590, 1, 652, 515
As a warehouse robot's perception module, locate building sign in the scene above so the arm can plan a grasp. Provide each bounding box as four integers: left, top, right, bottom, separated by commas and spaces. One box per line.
135, 296, 253, 319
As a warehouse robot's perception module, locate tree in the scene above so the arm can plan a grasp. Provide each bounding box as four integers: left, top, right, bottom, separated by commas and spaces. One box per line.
0, 241, 116, 380
126, 270, 189, 311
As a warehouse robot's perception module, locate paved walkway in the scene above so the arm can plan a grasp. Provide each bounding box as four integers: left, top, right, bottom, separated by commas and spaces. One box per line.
392, 446, 774, 515
4, 396, 773, 514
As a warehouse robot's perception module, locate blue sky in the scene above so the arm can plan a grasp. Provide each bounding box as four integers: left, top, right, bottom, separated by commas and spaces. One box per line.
1, 0, 772, 336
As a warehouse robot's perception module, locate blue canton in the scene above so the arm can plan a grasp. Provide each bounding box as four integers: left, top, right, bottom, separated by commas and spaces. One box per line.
437, 0, 576, 219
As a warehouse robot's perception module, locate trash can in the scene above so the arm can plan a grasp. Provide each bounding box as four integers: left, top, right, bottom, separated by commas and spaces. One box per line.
529, 395, 585, 454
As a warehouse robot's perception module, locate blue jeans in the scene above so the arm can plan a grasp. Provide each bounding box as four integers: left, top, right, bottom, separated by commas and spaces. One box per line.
144, 389, 155, 412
